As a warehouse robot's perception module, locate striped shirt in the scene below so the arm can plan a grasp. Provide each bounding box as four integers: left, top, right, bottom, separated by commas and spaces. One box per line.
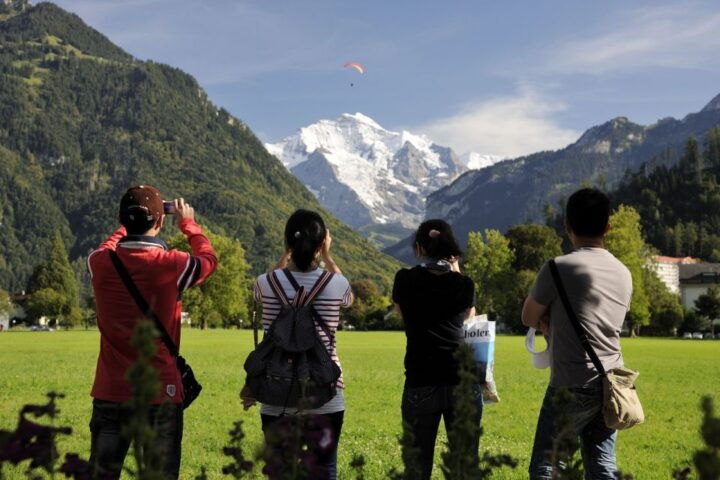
254, 268, 352, 415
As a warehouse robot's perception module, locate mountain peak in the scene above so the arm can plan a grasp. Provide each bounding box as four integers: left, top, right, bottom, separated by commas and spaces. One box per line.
339, 112, 383, 129
266, 113, 482, 229
701, 93, 720, 113
575, 116, 644, 154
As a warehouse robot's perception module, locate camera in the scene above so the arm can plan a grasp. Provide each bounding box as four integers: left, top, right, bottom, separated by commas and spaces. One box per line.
163, 201, 176, 215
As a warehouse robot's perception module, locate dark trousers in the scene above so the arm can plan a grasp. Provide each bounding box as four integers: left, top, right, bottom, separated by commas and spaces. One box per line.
261, 411, 344, 480
89, 399, 183, 480
401, 383, 484, 480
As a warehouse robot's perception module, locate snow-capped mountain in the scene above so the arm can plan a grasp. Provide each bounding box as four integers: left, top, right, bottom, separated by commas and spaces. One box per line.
265, 113, 502, 232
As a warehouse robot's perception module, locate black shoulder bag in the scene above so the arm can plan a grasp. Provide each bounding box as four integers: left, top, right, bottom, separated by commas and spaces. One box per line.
109, 250, 202, 409
548, 259, 644, 430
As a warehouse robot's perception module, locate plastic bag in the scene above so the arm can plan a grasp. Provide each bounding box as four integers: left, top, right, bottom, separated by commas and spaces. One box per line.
525, 327, 551, 369
463, 315, 499, 404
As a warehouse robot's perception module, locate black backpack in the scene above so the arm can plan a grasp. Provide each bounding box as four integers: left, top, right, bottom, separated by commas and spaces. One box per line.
244, 269, 341, 410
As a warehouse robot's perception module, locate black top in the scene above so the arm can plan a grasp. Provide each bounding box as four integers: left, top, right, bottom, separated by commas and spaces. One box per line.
392, 266, 475, 387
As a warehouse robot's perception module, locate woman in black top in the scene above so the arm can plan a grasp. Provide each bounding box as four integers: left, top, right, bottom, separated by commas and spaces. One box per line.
392, 219, 481, 480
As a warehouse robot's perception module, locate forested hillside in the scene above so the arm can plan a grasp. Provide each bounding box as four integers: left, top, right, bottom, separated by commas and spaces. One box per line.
0, 2, 399, 291
613, 129, 720, 260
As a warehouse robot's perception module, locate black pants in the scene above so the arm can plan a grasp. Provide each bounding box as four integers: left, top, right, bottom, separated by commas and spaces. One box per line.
261, 411, 344, 480
401, 383, 484, 480
89, 399, 183, 480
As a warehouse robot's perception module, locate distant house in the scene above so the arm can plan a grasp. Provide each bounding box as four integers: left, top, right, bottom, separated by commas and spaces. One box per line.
679, 263, 720, 310
653, 256, 697, 294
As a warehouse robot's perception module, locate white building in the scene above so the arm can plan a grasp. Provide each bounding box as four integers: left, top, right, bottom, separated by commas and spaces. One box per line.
653, 256, 696, 294
679, 263, 720, 311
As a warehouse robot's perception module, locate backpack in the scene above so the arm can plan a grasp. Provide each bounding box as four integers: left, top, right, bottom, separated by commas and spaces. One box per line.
244, 269, 341, 410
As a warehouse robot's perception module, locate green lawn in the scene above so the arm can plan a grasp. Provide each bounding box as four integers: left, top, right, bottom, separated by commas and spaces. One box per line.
0, 330, 718, 479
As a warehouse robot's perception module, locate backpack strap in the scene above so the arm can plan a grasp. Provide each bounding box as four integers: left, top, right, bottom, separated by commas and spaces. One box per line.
283, 268, 302, 291
267, 271, 290, 306
282, 269, 337, 345
281, 268, 309, 306
304, 271, 334, 305
281, 269, 334, 307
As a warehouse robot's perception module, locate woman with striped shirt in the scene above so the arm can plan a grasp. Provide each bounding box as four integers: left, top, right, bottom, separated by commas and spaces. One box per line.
249, 209, 353, 480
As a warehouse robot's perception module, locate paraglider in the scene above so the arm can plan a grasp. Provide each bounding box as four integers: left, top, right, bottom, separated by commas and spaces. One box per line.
344, 61, 364, 86
344, 62, 365, 74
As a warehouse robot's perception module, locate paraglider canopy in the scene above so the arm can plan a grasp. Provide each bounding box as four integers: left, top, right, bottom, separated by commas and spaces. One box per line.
344, 62, 365, 75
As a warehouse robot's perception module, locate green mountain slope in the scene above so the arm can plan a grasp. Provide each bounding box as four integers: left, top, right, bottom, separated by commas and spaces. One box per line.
0, 2, 399, 291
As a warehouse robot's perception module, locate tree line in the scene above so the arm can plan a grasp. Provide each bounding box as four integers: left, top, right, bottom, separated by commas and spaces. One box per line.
9, 204, 720, 336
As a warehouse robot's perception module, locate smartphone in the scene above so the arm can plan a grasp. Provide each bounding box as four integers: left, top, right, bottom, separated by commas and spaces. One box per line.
163, 201, 176, 215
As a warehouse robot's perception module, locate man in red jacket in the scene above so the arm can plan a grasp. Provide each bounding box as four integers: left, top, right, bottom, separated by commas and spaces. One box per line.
87, 185, 217, 479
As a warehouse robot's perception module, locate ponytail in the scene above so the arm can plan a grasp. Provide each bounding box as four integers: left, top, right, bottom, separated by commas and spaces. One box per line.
414, 219, 462, 260
284, 210, 326, 271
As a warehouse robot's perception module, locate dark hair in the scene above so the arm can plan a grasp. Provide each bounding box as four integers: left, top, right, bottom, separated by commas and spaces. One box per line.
285, 209, 327, 271
120, 210, 156, 235
565, 188, 610, 237
414, 219, 462, 260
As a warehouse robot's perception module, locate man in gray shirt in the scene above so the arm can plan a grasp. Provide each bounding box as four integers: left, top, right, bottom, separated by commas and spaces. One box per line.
522, 188, 632, 480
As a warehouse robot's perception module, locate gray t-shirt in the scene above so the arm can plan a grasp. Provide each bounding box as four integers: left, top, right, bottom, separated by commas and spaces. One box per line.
531, 247, 632, 388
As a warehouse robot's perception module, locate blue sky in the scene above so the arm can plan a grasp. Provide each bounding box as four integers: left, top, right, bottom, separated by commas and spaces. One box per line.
53, 0, 720, 157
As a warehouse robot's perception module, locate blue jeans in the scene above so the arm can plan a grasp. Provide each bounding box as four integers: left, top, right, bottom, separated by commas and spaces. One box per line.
529, 386, 618, 480
401, 383, 484, 480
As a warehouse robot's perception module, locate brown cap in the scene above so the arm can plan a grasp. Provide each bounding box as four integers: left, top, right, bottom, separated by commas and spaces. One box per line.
119, 185, 163, 228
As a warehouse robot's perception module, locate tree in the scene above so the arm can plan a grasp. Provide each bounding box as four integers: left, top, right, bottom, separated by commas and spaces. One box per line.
343, 279, 396, 330
694, 285, 720, 335
0, 289, 12, 317
464, 230, 514, 316
25, 231, 80, 327
682, 137, 704, 183
25, 288, 65, 323
168, 230, 251, 329
681, 310, 711, 333
645, 268, 683, 335
605, 206, 650, 336
505, 224, 562, 272
495, 269, 537, 333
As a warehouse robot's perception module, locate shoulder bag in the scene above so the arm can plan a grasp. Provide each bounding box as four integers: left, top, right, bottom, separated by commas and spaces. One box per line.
549, 259, 644, 430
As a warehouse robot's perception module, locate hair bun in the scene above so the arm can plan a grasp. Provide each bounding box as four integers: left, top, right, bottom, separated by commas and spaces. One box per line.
428, 229, 441, 238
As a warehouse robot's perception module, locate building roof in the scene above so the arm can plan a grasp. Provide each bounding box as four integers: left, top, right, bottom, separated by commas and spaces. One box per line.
656, 256, 697, 265
679, 263, 720, 283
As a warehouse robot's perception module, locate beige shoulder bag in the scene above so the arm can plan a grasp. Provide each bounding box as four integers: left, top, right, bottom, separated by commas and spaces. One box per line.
549, 259, 644, 430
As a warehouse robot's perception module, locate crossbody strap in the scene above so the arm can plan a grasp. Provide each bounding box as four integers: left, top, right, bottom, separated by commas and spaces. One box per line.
548, 259, 606, 377
108, 250, 179, 358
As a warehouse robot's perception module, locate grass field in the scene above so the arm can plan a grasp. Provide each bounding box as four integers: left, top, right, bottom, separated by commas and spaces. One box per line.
0, 330, 718, 479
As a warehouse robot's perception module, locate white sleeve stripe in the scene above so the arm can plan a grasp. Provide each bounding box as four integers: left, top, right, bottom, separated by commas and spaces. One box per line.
177, 257, 192, 287
87, 249, 102, 280
181, 258, 199, 292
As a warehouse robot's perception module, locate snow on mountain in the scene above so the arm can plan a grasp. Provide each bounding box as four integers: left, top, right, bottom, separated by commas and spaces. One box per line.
266, 113, 497, 229
460, 152, 507, 170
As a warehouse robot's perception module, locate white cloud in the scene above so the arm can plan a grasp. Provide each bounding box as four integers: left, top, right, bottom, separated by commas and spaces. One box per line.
414, 87, 580, 158
549, 4, 720, 74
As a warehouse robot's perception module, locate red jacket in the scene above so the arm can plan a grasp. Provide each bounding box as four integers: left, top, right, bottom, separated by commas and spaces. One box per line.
88, 219, 217, 404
